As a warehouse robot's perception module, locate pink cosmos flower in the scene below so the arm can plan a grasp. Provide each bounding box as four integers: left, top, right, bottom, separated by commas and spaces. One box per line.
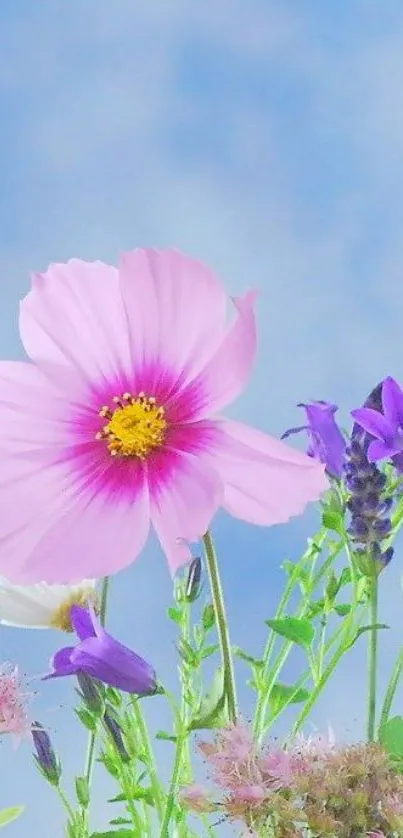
0, 664, 31, 742
0, 249, 327, 583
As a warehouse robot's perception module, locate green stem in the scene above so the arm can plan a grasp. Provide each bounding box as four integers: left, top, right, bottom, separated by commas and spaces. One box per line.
367, 572, 379, 741
159, 732, 186, 838
203, 531, 237, 723
56, 786, 75, 822
83, 577, 110, 803
253, 533, 342, 742
130, 697, 165, 821
379, 644, 403, 731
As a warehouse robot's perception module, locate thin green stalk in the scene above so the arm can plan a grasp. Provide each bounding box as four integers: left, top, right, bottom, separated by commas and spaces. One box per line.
203, 531, 237, 723
317, 615, 327, 680
159, 732, 186, 838
130, 696, 165, 821
56, 786, 75, 822
83, 577, 110, 806
367, 572, 379, 741
379, 644, 403, 731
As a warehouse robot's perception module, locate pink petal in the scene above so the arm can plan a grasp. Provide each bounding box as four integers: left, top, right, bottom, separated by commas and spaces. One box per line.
16, 480, 150, 583
0, 361, 81, 452
177, 291, 257, 421
210, 418, 327, 525
149, 449, 223, 574
19, 259, 131, 384
119, 249, 227, 388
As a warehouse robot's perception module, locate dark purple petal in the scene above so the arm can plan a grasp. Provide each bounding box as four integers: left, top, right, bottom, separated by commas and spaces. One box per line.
392, 452, 403, 473
382, 377, 403, 427
351, 408, 393, 442
70, 605, 96, 641
43, 646, 78, 680
71, 633, 157, 695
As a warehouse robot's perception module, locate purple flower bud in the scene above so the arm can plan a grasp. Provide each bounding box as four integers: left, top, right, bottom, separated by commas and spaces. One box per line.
103, 710, 130, 762
31, 722, 61, 786
184, 557, 202, 603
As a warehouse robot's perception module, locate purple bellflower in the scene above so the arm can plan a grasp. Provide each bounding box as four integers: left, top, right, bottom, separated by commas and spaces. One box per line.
44, 604, 157, 695
345, 382, 394, 571
282, 400, 346, 478
351, 376, 403, 472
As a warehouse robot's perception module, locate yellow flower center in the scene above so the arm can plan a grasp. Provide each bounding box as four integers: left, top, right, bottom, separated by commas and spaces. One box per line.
49, 588, 99, 633
96, 392, 167, 459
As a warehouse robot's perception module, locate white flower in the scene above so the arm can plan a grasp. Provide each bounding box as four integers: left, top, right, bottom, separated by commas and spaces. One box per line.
0, 579, 98, 631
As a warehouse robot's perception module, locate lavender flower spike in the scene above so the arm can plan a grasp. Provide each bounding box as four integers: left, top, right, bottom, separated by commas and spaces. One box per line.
345, 382, 394, 572
43, 605, 157, 695
352, 376, 403, 472
282, 400, 346, 478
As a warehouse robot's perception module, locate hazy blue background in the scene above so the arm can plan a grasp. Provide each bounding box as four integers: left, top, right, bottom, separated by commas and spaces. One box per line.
2, 1, 403, 834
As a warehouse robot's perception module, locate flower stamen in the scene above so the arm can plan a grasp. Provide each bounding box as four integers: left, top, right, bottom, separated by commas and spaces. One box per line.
50, 588, 99, 632
97, 392, 167, 460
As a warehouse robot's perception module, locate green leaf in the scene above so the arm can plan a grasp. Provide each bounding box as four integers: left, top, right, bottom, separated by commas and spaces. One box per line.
75, 707, 97, 731
265, 617, 315, 649
325, 570, 339, 602
202, 604, 215, 632
0, 807, 24, 828
347, 623, 389, 649
233, 647, 264, 667
334, 604, 351, 617
155, 730, 177, 743
379, 716, 403, 759
322, 509, 343, 535
200, 644, 219, 660
167, 607, 183, 626
188, 668, 227, 731
104, 687, 122, 708
306, 599, 325, 619
90, 832, 135, 838
339, 567, 352, 588
178, 639, 198, 667
269, 683, 310, 715
109, 819, 132, 826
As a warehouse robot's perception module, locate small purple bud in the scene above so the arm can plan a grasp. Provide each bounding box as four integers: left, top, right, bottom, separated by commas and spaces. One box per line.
185, 557, 202, 603
103, 710, 130, 763
32, 722, 61, 786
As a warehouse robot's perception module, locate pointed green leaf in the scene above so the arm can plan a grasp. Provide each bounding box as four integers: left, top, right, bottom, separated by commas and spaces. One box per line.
202, 604, 215, 632
0, 807, 24, 828
334, 604, 351, 617
188, 668, 227, 731
379, 716, 403, 760
269, 683, 311, 715
347, 623, 389, 649
265, 617, 315, 649
90, 832, 135, 838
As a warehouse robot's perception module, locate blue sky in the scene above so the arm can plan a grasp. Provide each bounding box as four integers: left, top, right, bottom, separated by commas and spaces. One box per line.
2, 1, 403, 834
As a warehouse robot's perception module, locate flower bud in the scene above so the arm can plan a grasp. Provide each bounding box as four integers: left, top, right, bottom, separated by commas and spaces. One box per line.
103, 709, 130, 763
31, 722, 61, 786
76, 672, 105, 715
184, 557, 202, 603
